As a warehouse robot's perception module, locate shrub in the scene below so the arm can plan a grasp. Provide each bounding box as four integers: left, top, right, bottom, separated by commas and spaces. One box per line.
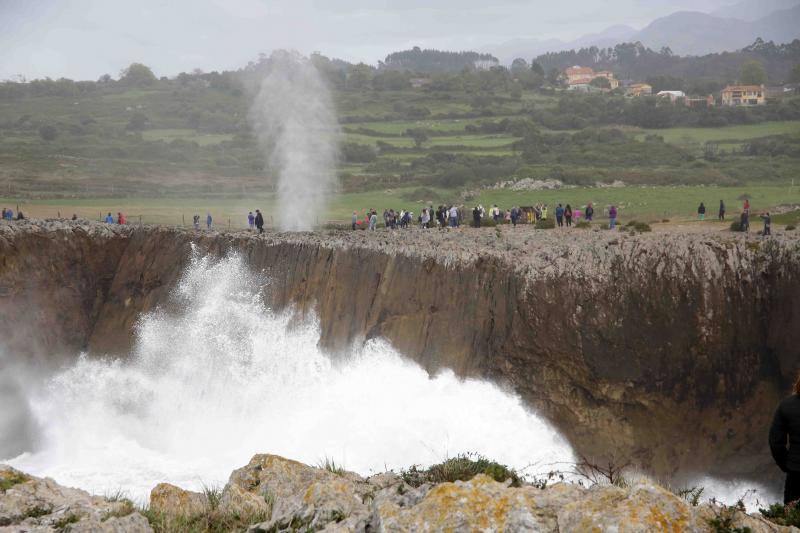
630, 222, 652, 233
575, 221, 591, 229
535, 218, 555, 229
730, 221, 745, 232
401, 453, 521, 488
786, 224, 796, 231
760, 502, 800, 527
0, 471, 29, 492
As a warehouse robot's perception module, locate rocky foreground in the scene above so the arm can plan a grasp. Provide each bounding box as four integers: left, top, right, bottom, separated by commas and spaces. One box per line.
1, 454, 796, 532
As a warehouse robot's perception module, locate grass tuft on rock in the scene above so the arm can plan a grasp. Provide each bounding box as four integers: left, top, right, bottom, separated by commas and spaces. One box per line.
318, 457, 346, 476
535, 218, 555, 230
0, 471, 29, 492
401, 453, 521, 488
575, 221, 591, 229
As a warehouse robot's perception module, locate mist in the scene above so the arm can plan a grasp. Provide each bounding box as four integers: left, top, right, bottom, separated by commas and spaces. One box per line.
249, 51, 340, 231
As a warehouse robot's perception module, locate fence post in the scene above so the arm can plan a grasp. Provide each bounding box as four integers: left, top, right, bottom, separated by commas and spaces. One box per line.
139, 215, 142, 226
228, 218, 231, 229
182, 214, 185, 226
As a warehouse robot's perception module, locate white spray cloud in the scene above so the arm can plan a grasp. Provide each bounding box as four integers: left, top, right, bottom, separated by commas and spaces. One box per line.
250, 51, 340, 231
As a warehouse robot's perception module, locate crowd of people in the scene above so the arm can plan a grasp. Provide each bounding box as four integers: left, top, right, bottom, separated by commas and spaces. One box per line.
1, 207, 24, 220
696, 198, 770, 235
0, 199, 774, 236
348, 202, 606, 231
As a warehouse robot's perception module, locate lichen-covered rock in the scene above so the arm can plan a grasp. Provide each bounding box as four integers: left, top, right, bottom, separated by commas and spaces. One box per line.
148, 483, 206, 517
0, 465, 151, 532
225, 454, 372, 532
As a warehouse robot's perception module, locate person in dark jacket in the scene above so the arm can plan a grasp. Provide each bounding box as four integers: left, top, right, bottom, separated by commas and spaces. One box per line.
770, 375, 800, 504
718, 200, 725, 221
698, 202, 706, 221
555, 204, 564, 227
254, 209, 264, 234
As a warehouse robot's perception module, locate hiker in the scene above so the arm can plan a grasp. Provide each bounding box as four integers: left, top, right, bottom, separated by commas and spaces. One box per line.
565, 204, 573, 227
609, 205, 618, 229
4, 208, 13, 220
510, 206, 519, 227
492, 204, 500, 223
448, 205, 459, 228
718, 200, 726, 221
761, 212, 771, 236
555, 204, 564, 228
769, 374, 800, 504
105, 212, 113, 224
744, 198, 751, 214
541, 204, 548, 220
473, 206, 481, 228
117, 212, 126, 224
16, 211, 24, 220
248, 211, 255, 230
698, 202, 706, 221
421, 208, 430, 228
1, 208, 5, 220
192, 214, 200, 229
351, 212, 358, 230
254, 210, 264, 233
740, 211, 749, 233
369, 211, 377, 230
585, 203, 594, 222
206, 213, 212, 230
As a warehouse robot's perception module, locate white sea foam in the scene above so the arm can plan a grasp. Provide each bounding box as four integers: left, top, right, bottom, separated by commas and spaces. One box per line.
4, 253, 574, 501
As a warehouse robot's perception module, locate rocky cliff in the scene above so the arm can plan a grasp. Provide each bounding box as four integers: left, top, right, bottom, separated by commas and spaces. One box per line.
1, 220, 799, 484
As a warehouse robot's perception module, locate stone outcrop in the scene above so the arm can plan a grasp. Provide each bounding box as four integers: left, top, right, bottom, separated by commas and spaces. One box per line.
143, 454, 795, 532
0, 465, 152, 532
1, 220, 799, 484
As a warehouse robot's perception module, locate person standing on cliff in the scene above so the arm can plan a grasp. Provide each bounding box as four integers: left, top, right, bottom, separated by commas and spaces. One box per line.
248, 211, 255, 230
761, 212, 771, 236
698, 202, 706, 221
718, 200, 726, 221
555, 204, 564, 227
368, 211, 377, 230
608, 205, 618, 229
254, 210, 264, 233
769, 375, 800, 504
585, 203, 594, 222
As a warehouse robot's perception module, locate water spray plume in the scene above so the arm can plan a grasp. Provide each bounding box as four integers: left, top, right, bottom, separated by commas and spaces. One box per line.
250, 51, 340, 231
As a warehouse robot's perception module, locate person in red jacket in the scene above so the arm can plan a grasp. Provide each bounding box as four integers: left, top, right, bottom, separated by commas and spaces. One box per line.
117, 212, 126, 224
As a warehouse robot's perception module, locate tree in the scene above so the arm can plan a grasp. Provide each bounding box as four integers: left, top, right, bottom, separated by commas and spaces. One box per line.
590, 76, 611, 89
739, 60, 767, 85
126, 112, 149, 131
406, 128, 429, 148
790, 64, 800, 83
38, 124, 57, 141
511, 58, 529, 75
530, 61, 545, 76
120, 63, 156, 86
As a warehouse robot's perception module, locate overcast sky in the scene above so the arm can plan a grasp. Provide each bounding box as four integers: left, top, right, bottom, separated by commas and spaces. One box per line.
0, 0, 737, 81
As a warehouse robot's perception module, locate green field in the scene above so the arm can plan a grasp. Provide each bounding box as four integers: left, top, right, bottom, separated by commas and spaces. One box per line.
638, 121, 800, 145
3, 184, 798, 227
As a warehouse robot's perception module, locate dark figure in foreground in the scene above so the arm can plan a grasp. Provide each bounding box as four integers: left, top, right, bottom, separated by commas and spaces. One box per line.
254, 209, 264, 233
770, 375, 800, 504
718, 200, 725, 221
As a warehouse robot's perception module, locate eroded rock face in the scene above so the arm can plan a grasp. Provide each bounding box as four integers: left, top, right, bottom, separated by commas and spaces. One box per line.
0, 465, 151, 532
1, 221, 799, 482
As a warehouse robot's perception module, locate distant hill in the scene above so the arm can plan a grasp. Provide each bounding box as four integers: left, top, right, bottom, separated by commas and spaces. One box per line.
488, 2, 800, 62
632, 6, 800, 55
488, 25, 636, 64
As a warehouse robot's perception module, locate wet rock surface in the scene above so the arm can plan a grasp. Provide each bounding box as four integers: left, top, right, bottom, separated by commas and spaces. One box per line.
1, 220, 799, 482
